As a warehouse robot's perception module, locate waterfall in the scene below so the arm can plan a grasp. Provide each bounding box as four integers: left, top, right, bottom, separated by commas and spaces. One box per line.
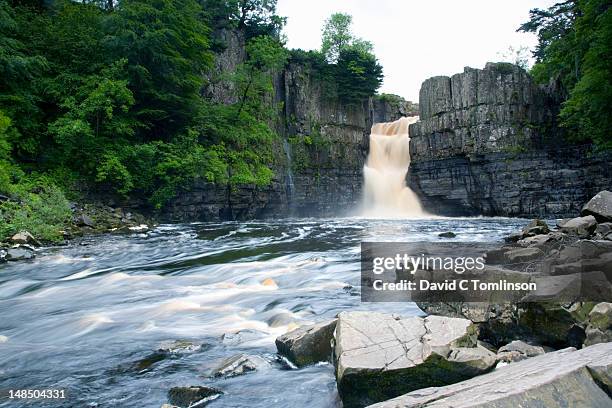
282, 138, 295, 203
362, 116, 427, 217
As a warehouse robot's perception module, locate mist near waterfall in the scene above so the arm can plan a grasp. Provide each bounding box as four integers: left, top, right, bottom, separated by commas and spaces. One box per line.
362, 117, 428, 218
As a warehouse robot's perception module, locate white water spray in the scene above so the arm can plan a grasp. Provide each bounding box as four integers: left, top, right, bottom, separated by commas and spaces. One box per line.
362, 116, 427, 217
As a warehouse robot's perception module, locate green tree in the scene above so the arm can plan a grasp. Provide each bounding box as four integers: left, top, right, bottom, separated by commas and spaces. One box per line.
0, 0, 48, 158
321, 12, 353, 63
234, 35, 288, 117
105, 0, 213, 140
519, 0, 611, 148
336, 45, 383, 103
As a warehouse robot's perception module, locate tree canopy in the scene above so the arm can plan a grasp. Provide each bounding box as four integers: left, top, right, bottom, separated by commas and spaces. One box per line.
519, 0, 611, 148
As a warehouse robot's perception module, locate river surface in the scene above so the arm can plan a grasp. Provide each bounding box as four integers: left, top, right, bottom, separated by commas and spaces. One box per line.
0, 217, 526, 408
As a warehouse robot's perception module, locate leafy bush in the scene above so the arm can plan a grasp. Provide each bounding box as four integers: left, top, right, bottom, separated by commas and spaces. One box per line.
0, 180, 72, 242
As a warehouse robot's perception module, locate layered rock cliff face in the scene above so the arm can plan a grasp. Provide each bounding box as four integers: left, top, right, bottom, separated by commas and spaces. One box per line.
408, 63, 612, 217
163, 30, 408, 221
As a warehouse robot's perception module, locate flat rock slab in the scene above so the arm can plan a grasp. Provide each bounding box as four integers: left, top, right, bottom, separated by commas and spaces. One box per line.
334, 312, 494, 408
367, 342, 612, 408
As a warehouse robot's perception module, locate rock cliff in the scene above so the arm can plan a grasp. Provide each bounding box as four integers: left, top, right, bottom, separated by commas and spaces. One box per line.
408, 63, 612, 217
163, 30, 410, 221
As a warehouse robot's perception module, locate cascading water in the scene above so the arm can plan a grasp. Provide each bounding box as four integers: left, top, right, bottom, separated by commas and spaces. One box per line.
282, 138, 295, 204
362, 116, 428, 217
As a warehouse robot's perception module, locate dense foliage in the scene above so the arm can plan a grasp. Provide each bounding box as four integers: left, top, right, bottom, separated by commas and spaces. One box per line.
519, 0, 611, 148
290, 12, 383, 104
0, 2, 382, 241
0, 0, 290, 241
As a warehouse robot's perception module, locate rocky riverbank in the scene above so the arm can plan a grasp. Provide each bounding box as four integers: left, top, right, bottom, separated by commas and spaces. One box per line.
0, 202, 153, 262
269, 190, 612, 408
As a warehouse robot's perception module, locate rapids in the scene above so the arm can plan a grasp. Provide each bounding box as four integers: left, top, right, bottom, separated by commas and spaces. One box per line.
0, 217, 527, 407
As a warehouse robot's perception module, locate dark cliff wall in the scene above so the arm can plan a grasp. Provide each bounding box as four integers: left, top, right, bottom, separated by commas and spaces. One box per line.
408, 63, 612, 217
163, 31, 409, 221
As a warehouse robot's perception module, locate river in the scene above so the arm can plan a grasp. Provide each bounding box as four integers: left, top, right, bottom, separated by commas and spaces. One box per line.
0, 217, 526, 407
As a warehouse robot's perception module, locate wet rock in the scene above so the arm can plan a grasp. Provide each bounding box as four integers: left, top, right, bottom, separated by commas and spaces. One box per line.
157, 340, 203, 353
210, 354, 268, 378
275, 319, 336, 367
5, 247, 35, 261
267, 312, 295, 328
10, 231, 40, 246
521, 219, 550, 237
504, 231, 523, 243
76, 214, 95, 228
584, 302, 612, 347
496, 340, 545, 363
333, 311, 494, 408
167, 386, 222, 408
581, 190, 612, 222
221, 329, 265, 346
438, 231, 456, 238
558, 215, 597, 237
131, 351, 167, 372
367, 343, 612, 408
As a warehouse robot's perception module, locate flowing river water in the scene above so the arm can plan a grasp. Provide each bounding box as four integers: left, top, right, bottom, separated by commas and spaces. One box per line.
0, 217, 527, 408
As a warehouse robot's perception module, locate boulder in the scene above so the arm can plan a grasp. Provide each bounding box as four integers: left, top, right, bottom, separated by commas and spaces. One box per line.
521, 219, 550, 237
438, 231, 456, 238
5, 247, 35, 261
558, 215, 597, 237
582, 190, 612, 222
594, 223, 612, 240
275, 319, 336, 367
10, 231, 40, 246
584, 302, 612, 347
167, 386, 222, 408
504, 231, 523, 243
333, 312, 495, 408
484, 246, 544, 265
496, 340, 545, 363
367, 343, 612, 408
76, 214, 95, 228
210, 354, 268, 378
517, 232, 566, 250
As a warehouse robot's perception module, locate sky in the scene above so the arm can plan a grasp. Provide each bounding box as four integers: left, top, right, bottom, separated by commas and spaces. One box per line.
276, 0, 557, 102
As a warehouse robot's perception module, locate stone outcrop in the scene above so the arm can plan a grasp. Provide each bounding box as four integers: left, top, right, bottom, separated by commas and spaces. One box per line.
275, 319, 337, 367
367, 342, 612, 408
408, 63, 612, 218
333, 311, 495, 408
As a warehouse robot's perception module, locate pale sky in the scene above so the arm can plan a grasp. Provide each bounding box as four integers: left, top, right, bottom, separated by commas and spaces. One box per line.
277, 0, 557, 102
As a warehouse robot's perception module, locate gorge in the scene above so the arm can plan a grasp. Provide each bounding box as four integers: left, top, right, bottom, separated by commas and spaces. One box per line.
162, 33, 611, 222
